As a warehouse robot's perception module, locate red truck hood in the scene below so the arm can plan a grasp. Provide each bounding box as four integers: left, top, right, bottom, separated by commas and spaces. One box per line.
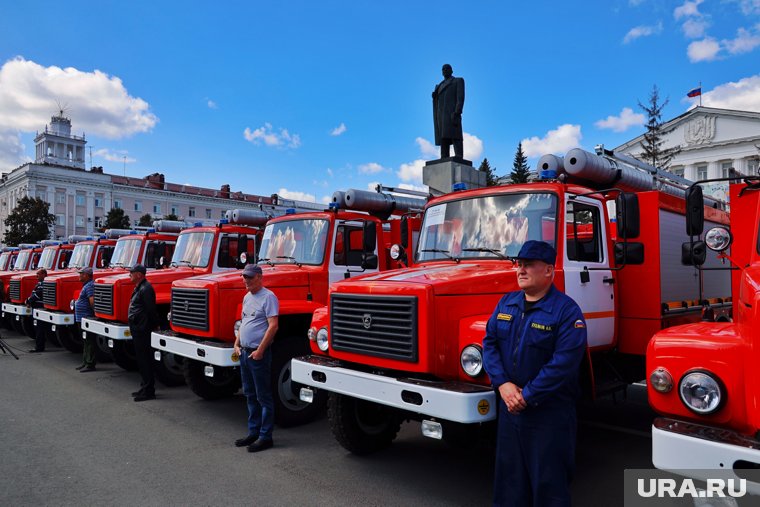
174, 264, 311, 290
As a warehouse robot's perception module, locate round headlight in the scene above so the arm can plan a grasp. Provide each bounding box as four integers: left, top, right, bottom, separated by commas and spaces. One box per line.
233, 320, 242, 340
649, 368, 673, 393
389, 244, 402, 261
705, 227, 732, 252
316, 327, 329, 351
679, 370, 723, 414
460, 345, 483, 377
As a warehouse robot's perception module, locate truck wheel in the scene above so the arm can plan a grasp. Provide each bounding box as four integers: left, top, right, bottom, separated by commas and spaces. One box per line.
110, 340, 138, 371
94, 335, 113, 363
153, 351, 186, 387
44, 325, 61, 347
21, 316, 36, 339
56, 326, 83, 353
183, 359, 240, 400
327, 393, 402, 455
11, 317, 24, 335
271, 337, 327, 427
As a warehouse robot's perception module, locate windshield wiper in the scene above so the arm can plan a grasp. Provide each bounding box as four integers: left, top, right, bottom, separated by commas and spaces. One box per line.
258, 257, 274, 267
461, 247, 508, 259
419, 248, 460, 263
276, 256, 302, 267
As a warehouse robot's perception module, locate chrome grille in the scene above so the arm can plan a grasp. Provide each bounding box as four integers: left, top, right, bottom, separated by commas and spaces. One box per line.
93, 283, 113, 315
43, 281, 57, 306
9, 280, 20, 301
330, 294, 418, 362
171, 288, 209, 331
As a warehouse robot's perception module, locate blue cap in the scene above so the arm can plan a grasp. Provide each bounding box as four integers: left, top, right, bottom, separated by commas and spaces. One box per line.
241, 264, 263, 277
515, 240, 556, 265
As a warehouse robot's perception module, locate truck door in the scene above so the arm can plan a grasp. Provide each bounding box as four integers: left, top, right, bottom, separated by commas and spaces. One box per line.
562, 197, 615, 348
329, 220, 381, 284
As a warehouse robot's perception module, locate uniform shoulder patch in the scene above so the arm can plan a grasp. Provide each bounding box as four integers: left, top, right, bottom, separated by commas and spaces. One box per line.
574, 319, 586, 329
497, 313, 512, 321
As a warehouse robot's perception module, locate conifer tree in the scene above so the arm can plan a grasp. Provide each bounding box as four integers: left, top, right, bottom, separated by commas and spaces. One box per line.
509, 142, 531, 183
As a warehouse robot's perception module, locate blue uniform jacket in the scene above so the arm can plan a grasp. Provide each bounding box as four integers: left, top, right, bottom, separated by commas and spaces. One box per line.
483, 285, 587, 414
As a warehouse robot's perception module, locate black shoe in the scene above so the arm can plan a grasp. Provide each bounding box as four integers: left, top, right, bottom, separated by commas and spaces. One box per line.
79, 366, 96, 373
75, 364, 86, 370
134, 393, 156, 402
235, 435, 258, 447
247, 438, 273, 453
28, 349, 44, 353
131, 390, 144, 397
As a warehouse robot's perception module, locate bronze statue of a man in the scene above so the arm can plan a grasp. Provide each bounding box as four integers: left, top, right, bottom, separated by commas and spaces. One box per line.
432, 64, 465, 159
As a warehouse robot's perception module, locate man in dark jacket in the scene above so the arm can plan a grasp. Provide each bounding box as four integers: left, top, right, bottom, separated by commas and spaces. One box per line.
432, 63, 465, 159
128, 264, 158, 401
26, 268, 47, 353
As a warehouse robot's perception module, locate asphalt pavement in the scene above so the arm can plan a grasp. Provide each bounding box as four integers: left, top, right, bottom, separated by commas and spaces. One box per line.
0, 329, 657, 506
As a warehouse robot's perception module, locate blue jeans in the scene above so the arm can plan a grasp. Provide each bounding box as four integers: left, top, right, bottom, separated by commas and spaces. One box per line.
239, 347, 274, 440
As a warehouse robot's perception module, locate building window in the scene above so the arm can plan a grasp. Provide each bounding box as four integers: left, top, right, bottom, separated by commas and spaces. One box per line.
721, 162, 732, 178
153, 203, 161, 214
76, 194, 85, 206
114, 199, 122, 209
75, 216, 84, 227
94, 197, 103, 208
205, 208, 212, 219
56, 192, 65, 205
748, 159, 759, 175
171, 205, 179, 216
697, 165, 708, 180
94, 217, 103, 228
56, 214, 65, 226
134, 201, 142, 212
672, 167, 685, 178
188, 207, 196, 217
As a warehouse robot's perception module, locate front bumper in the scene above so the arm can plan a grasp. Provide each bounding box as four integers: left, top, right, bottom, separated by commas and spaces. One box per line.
151, 330, 238, 367
291, 355, 496, 424
2, 303, 32, 317
653, 417, 760, 493
80, 317, 132, 340
34, 309, 75, 326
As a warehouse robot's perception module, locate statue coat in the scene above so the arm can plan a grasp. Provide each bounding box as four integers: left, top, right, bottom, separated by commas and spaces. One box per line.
433, 76, 465, 145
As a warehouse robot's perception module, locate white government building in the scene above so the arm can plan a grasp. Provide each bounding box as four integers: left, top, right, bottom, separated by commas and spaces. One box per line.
0, 113, 322, 241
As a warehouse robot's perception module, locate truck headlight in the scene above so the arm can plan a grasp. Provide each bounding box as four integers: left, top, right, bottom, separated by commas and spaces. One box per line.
69, 300, 75, 310
649, 368, 673, 393
166, 311, 172, 322
460, 345, 483, 377
233, 320, 242, 340
705, 227, 732, 252
316, 327, 329, 351
308, 326, 317, 341
679, 370, 723, 415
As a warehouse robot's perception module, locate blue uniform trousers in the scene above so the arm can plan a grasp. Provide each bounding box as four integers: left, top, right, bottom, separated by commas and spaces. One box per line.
239, 347, 274, 441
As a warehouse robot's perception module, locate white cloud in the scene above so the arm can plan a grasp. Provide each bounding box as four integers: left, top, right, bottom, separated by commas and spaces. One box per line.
699, 74, 760, 112
687, 37, 721, 61
207, 99, 218, 109
330, 123, 347, 136
277, 188, 316, 202
674, 0, 704, 20
682, 18, 709, 38
623, 22, 663, 44
736, 0, 760, 15
0, 129, 29, 170
366, 181, 381, 192
415, 137, 438, 158
724, 26, 760, 54
397, 159, 426, 184
463, 133, 484, 160
398, 183, 429, 193
326, 168, 333, 177
243, 123, 301, 148
629, 0, 646, 5
94, 148, 136, 163
594, 107, 645, 132
320, 195, 332, 204
521, 124, 582, 157
358, 162, 386, 174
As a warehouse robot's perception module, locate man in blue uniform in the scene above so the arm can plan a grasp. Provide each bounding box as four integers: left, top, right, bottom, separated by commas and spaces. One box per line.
483, 240, 587, 507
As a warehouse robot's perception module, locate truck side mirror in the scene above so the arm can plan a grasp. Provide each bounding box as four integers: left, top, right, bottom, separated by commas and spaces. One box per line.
614, 242, 644, 265
363, 221, 377, 253
237, 234, 248, 261
400, 216, 409, 250
615, 193, 640, 239
685, 185, 704, 237
681, 241, 706, 266
361, 254, 378, 270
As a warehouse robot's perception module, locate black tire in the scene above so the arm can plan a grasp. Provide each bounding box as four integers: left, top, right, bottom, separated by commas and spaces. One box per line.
271, 337, 327, 427
110, 340, 138, 371
42, 323, 60, 347
183, 359, 240, 400
91, 334, 113, 363
153, 350, 186, 387
10, 317, 24, 335
56, 326, 83, 353
327, 393, 402, 455
21, 316, 36, 339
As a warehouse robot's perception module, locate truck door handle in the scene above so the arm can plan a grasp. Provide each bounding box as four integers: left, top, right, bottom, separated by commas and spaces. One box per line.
603, 277, 615, 285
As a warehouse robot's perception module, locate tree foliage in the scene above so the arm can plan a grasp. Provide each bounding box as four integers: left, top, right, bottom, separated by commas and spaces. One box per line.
3, 197, 55, 246
509, 142, 531, 183
637, 85, 680, 170
162, 213, 179, 222
138, 213, 154, 227
104, 208, 131, 230
478, 158, 498, 186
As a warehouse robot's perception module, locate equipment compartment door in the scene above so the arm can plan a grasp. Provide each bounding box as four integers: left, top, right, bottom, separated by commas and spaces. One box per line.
562, 197, 615, 348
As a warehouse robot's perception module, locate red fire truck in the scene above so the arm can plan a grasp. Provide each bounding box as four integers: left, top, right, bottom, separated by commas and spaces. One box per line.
0, 243, 43, 330
0, 247, 19, 272
292, 147, 733, 454
150, 189, 422, 425
648, 176, 760, 489
2, 240, 77, 337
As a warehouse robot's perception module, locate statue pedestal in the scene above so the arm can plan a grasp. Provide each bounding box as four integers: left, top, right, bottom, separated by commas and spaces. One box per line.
423, 158, 485, 196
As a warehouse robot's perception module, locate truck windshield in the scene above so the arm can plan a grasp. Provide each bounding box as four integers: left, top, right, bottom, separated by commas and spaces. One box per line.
38, 248, 57, 269
416, 192, 558, 262
171, 231, 215, 268
0, 252, 9, 270
259, 219, 329, 265
12, 250, 31, 270
110, 239, 142, 268
69, 244, 94, 269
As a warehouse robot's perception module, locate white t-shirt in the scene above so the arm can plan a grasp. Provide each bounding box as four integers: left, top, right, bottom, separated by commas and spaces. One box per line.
239, 287, 279, 348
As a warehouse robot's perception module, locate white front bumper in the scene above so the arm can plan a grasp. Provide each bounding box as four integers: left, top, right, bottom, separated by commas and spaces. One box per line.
33, 309, 75, 326
151, 331, 238, 367
653, 418, 760, 494
2, 303, 32, 316
291, 355, 496, 424
80, 317, 132, 340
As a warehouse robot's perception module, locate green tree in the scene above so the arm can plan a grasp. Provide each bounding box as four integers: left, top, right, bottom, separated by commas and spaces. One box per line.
138, 213, 154, 227
104, 208, 131, 229
3, 196, 55, 246
162, 213, 179, 221
478, 158, 498, 186
509, 142, 531, 183
637, 85, 680, 170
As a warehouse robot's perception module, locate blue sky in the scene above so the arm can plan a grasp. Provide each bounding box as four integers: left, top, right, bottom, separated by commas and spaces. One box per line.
1, 0, 759, 204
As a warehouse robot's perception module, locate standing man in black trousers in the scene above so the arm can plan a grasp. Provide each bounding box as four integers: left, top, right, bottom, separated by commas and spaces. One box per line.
128, 264, 158, 402
26, 268, 48, 353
